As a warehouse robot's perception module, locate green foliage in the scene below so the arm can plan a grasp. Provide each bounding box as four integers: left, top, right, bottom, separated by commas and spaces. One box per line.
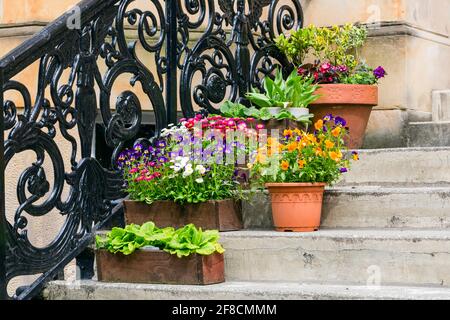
96, 222, 225, 258
164, 224, 225, 258
276, 24, 368, 71
219, 100, 313, 123
245, 69, 319, 109
126, 159, 239, 205
219, 101, 260, 119
341, 62, 377, 85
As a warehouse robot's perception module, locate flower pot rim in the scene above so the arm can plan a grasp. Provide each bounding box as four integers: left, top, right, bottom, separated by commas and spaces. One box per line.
317, 83, 377, 87
265, 182, 327, 188
311, 84, 378, 106
124, 198, 236, 204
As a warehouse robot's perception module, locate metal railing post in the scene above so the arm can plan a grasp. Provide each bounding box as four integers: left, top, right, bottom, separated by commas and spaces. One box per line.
166, 0, 178, 125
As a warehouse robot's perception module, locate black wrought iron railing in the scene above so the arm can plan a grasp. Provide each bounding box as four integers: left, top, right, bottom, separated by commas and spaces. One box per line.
0, 0, 303, 300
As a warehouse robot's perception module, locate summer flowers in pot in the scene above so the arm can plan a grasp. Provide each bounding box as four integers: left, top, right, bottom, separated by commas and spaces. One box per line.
244, 68, 319, 131
117, 115, 263, 231
249, 114, 359, 232
276, 24, 387, 149
96, 222, 225, 285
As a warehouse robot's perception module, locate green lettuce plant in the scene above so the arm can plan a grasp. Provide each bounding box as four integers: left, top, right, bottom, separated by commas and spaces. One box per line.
96, 222, 225, 258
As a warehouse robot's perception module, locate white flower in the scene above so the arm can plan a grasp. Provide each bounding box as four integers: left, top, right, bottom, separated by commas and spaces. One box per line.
195, 178, 204, 184
183, 164, 194, 177
195, 165, 206, 175
170, 165, 182, 172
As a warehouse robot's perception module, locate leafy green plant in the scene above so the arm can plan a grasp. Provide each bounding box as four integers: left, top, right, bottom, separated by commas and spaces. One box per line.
341, 62, 378, 85
96, 222, 175, 255
96, 222, 225, 258
219, 100, 313, 123
276, 24, 368, 71
219, 101, 260, 119
245, 69, 319, 109
164, 224, 225, 257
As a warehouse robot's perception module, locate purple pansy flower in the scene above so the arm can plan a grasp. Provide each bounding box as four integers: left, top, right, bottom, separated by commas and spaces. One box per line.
373, 66, 386, 79
334, 116, 347, 126
156, 140, 166, 149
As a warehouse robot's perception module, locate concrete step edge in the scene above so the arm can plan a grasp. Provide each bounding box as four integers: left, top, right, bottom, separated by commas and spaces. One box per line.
219, 229, 450, 241
44, 280, 450, 300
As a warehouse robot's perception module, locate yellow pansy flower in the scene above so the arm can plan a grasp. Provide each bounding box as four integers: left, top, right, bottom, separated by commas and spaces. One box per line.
283, 129, 293, 137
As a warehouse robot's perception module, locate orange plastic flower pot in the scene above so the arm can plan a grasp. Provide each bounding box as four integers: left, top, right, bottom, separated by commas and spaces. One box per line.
266, 183, 326, 232
310, 84, 378, 149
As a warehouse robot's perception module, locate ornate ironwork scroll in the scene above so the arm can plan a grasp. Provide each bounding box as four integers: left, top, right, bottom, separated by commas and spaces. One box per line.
0, 0, 302, 300
179, 0, 303, 116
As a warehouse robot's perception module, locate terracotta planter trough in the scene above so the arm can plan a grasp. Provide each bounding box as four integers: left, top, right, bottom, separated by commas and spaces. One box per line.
96, 249, 225, 285
124, 199, 242, 231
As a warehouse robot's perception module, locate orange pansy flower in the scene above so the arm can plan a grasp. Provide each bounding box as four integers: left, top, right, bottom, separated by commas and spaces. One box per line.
314, 119, 323, 131
329, 151, 342, 162
325, 140, 335, 149
315, 147, 323, 156
298, 159, 306, 168
332, 127, 341, 137
280, 160, 289, 171
287, 141, 298, 152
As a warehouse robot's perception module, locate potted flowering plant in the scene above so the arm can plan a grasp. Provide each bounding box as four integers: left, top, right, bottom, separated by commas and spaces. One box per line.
244, 68, 318, 130
249, 114, 359, 232
118, 115, 262, 231
96, 222, 225, 285
276, 24, 387, 148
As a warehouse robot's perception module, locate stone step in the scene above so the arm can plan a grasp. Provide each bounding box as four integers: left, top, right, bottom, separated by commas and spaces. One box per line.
339, 147, 450, 185
44, 280, 450, 300
406, 122, 450, 148
219, 230, 450, 287
243, 186, 450, 229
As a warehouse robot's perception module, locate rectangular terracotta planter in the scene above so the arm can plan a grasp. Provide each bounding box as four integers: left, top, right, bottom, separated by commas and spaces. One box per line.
123, 199, 242, 231
96, 249, 225, 285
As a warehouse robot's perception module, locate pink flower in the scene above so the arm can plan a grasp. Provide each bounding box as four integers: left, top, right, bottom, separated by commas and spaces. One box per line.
320, 62, 332, 73
256, 124, 265, 130
227, 120, 236, 127
185, 121, 194, 129
129, 167, 138, 174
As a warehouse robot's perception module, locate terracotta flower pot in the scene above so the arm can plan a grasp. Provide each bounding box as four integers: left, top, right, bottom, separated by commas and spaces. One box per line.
310, 84, 378, 149
266, 183, 326, 232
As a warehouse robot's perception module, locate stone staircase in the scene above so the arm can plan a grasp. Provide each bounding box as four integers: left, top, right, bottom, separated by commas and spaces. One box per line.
43, 147, 450, 300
